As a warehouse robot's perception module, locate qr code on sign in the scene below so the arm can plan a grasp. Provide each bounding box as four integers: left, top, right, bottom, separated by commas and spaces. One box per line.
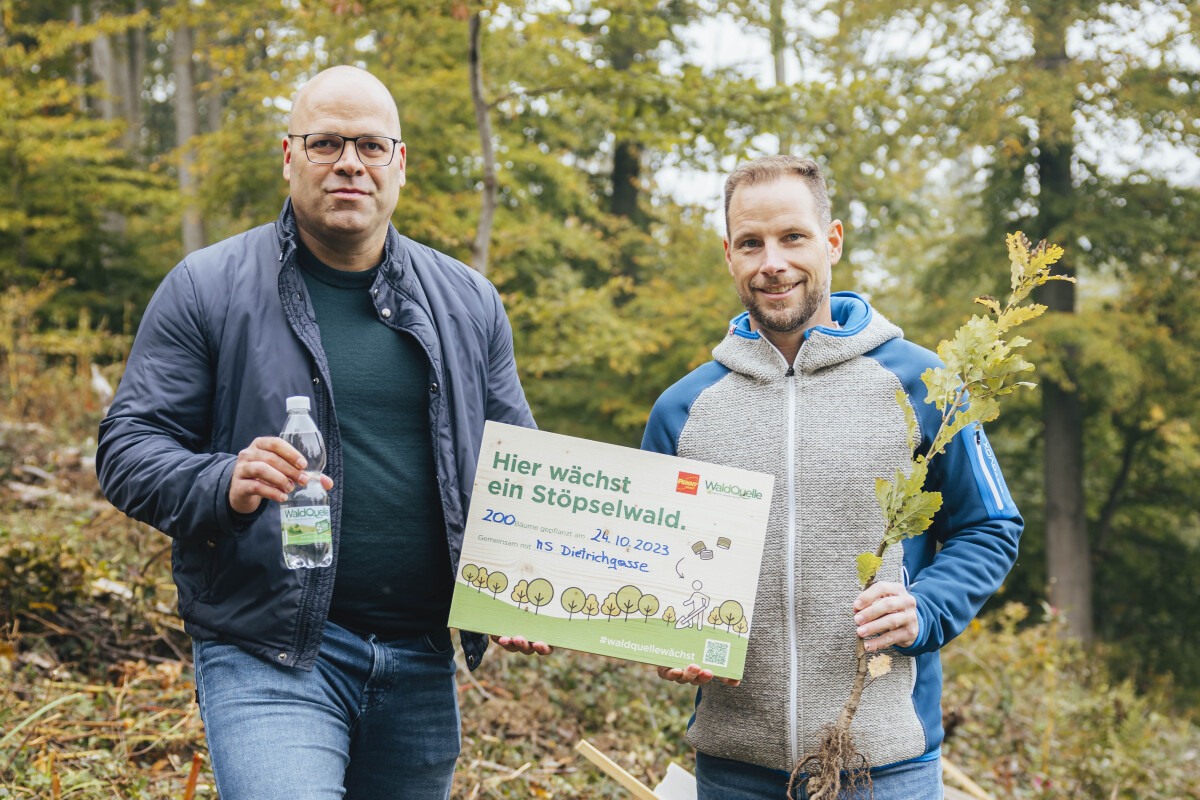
702, 639, 730, 667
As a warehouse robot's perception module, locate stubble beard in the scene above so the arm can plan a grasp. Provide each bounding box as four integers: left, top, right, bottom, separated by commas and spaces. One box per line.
739, 279, 828, 335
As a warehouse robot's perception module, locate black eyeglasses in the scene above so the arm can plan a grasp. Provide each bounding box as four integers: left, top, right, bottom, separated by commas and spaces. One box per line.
288, 133, 402, 167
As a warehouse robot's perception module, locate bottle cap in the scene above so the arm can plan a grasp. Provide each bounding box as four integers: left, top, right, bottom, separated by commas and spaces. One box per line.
286, 396, 311, 412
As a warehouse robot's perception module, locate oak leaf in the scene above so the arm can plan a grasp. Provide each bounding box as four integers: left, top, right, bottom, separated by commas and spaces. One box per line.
868, 654, 893, 678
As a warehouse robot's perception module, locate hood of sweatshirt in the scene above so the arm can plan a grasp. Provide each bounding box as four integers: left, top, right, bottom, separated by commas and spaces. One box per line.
713, 292, 904, 380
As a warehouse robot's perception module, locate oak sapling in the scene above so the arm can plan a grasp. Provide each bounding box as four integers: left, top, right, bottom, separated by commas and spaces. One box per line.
792, 234, 1073, 800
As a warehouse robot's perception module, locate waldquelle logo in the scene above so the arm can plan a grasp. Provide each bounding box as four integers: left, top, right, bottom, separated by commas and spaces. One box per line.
676, 472, 699, 495
704, 480, 763, 500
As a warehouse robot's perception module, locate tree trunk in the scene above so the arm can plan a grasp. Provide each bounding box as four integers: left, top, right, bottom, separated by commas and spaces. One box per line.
174, 23, 206, 254
770, 0, 794, 153
1033, 2, 1092, 643
90, 17, 129, 250
609, 140, 641, 220
607, 35, 642, 225
72, 5, 88, 114
770, 0, 786, 86
204, 62, 223, 133
468, 12, 496, 277
1042, 371, 1092, 641
90, 29, 121, 122
123, 1, 146, 153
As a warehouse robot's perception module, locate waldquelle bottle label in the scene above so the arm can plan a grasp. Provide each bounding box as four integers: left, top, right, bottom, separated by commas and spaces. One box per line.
281, 505, 332, 547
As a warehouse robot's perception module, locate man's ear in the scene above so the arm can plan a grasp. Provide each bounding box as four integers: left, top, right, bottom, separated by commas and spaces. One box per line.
395, 141, 407, 188
723, 237, 733, 275
282, 136, 293, 182
827, 220, 844, 266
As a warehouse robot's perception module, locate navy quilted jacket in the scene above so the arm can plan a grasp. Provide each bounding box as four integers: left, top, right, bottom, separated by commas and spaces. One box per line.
97, 200, 535, 671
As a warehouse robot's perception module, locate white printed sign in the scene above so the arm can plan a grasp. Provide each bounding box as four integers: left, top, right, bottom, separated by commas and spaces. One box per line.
447, 422, 774, 679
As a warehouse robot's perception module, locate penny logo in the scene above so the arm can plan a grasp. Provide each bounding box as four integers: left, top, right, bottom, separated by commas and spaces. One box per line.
676, 472, 700, 495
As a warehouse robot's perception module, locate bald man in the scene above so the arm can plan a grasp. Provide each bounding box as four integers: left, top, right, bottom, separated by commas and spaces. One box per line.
98, 66, 544, 799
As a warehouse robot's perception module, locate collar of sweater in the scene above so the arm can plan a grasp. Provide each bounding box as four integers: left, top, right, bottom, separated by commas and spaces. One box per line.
714, 292, 904, 379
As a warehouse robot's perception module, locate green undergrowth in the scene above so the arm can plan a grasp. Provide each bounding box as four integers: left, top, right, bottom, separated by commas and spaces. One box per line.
940, 602, 1200, 799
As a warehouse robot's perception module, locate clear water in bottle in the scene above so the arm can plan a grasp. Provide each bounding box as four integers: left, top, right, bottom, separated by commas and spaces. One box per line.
279, 396, 332, 569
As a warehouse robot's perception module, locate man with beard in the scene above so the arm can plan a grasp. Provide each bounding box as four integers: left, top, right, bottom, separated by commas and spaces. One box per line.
641, 155, 1022, 799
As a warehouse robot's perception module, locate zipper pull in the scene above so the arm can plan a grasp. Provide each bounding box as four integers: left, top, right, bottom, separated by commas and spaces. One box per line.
785, 366, 795, 377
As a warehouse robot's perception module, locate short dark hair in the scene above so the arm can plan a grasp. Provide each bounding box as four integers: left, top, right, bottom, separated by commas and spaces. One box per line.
723, 155, 832, 234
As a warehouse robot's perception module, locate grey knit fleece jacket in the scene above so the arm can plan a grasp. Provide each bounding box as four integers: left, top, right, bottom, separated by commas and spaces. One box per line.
641, 293, 1022, 773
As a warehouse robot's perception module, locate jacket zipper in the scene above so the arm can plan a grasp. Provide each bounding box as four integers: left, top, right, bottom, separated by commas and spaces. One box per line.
279, 242, 334, 665
785, 365, 800, 765
974, 430, 1005, 510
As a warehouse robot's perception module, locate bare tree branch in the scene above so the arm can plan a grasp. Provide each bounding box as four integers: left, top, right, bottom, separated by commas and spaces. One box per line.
1094, 422, 1149, 558
469, 12, 497, 277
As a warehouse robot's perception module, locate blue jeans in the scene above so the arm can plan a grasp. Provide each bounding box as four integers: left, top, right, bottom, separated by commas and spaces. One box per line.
696, 750, 943, 800
193, 621, 460, 800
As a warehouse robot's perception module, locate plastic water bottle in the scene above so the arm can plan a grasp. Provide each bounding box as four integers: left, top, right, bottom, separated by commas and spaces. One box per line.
279, 396, 332, 569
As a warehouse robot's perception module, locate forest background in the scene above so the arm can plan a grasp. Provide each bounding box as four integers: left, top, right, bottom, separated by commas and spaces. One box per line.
1, 0, 1198, 797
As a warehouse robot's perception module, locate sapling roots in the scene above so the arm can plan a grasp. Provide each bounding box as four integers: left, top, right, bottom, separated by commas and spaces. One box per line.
788, 589, 876, 800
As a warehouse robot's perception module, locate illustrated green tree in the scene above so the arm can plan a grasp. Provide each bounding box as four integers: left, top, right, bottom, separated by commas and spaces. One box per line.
601, 593, 621, 622
526, 578, 554, 615
486, 571, 508, 600
461, 563, 479, 587
615, 585, 643, 622
662, 606, 676, 626
561, 587, 587, 621
707, 607, 721, 627
511, 579, 529, 611
472, 567, 489, 593
637, 594, 659, 623
718, 600, 744, 633
582, 594, 600, 620
734, 617, 748, 637
795, 235, 1072, 800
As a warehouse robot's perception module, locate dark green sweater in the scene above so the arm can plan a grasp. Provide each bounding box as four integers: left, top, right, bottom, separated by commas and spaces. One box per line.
297, 244, 450, 639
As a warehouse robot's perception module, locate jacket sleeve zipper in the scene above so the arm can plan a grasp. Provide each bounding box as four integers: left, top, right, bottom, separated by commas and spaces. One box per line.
974, 429, 1005, 510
